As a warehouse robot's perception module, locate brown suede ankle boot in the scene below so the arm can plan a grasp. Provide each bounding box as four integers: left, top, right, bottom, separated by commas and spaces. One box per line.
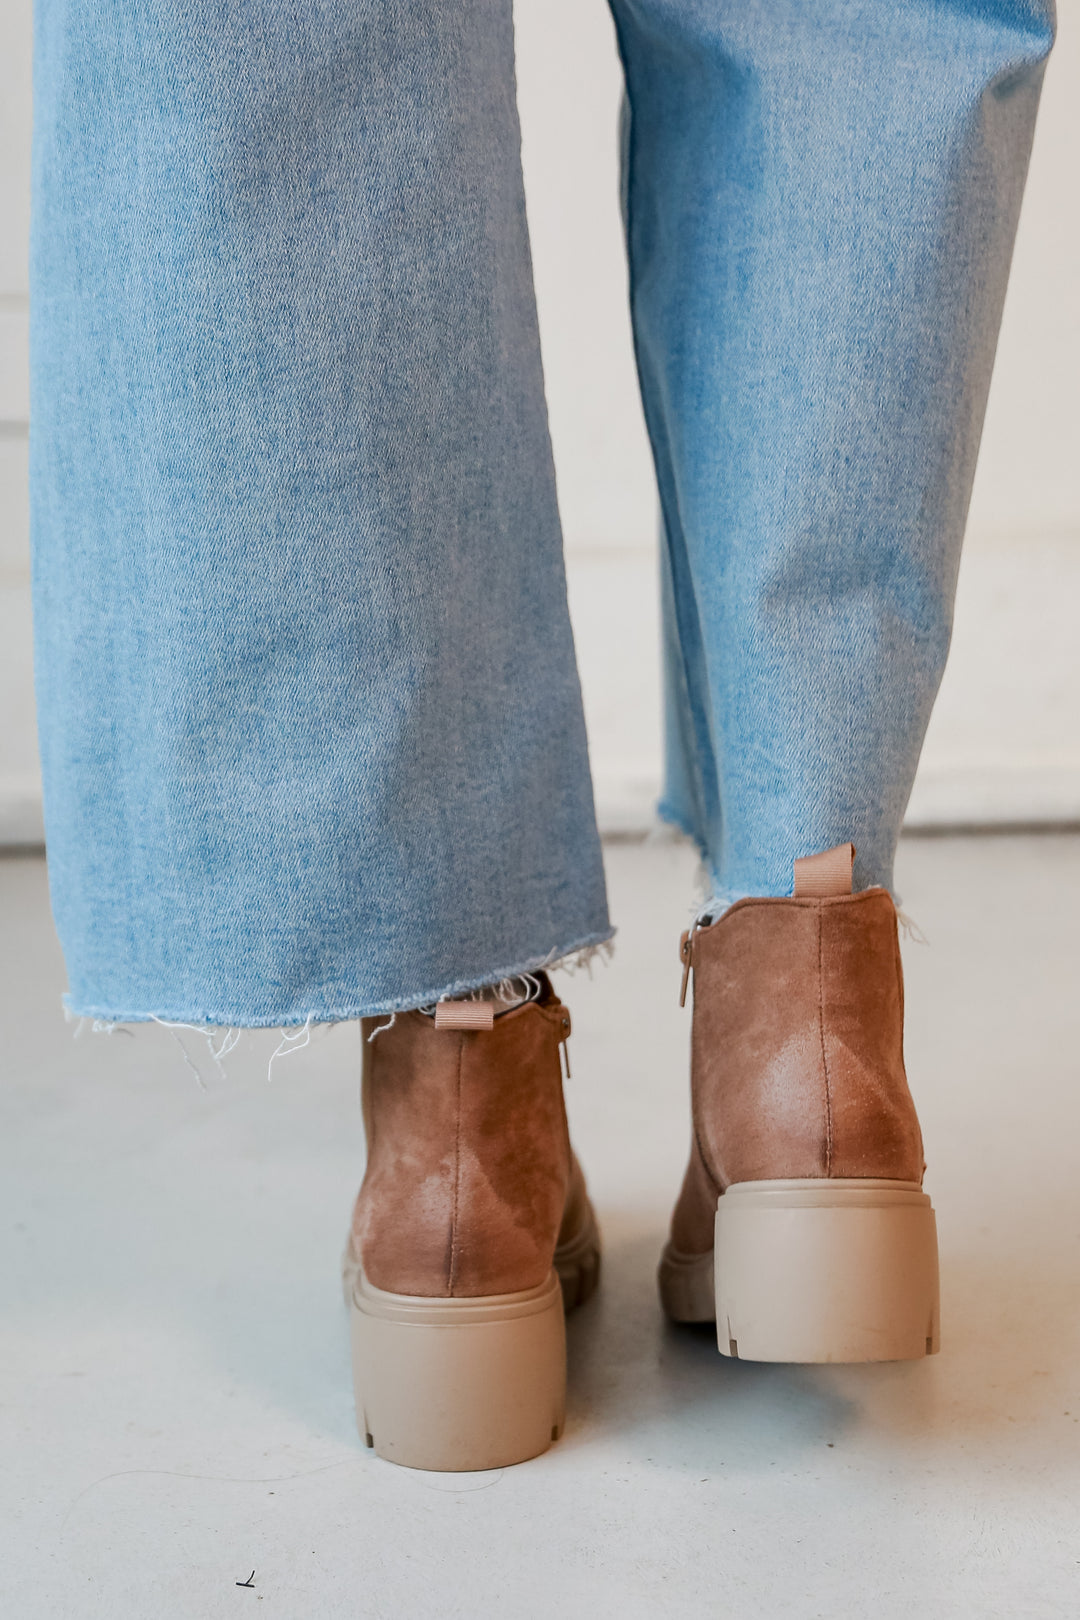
343, 973, 600, 1471
660, 843, 940, 1363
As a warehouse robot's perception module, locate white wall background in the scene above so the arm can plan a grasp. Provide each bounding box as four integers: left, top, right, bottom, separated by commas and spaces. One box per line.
1, 0, 1078, 844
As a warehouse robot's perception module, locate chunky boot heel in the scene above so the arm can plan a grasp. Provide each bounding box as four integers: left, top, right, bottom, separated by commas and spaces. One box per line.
350, 1269, 567, 1472
715, 1179, 940, 1363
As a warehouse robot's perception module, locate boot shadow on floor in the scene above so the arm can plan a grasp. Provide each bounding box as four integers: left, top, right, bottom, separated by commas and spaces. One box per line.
560, 1207, 1080, 1474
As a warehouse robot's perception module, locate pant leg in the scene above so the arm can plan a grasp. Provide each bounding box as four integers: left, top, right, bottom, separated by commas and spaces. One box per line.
610, 0, 1054, 905
30, 0, 610, 1025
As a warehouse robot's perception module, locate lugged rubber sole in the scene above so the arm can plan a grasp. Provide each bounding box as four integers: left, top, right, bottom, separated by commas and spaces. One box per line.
553, 1198, 602, 1310
714, 1178, 941, 1363
657, 1241, 716, 1324
343, 1204, 600, 1472
349, 1269, 567, 1471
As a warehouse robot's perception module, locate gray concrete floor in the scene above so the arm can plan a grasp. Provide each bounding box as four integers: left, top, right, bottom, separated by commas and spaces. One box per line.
2, 836, 1079, 1618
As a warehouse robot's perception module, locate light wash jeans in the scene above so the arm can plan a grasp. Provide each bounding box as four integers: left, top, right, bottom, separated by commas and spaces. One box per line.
30, 1, 1052, 1025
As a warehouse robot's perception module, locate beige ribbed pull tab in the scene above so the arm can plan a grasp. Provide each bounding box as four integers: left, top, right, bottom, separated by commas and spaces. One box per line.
793, 842, 855, 898
433, 1000, 495, 1031
679, 930, 693, 1008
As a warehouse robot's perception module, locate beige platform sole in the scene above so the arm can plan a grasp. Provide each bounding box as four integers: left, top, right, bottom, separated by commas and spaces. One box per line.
657, 1240, 716, 1324
349, 1269, 566, 1471
343, 1204, 600, 1472
660, 1178, 940, 1362
716, 1178, 940, 1362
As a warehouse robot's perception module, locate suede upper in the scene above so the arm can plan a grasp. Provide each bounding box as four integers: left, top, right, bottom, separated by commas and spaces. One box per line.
352, 981, 576, 1297
670, 888, 925, 1257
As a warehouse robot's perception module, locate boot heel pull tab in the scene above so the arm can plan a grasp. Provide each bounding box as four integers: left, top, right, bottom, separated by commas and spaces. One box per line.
679, 931, 693, 1008
434, 1000, 495, 1031
793, 842, 855, 899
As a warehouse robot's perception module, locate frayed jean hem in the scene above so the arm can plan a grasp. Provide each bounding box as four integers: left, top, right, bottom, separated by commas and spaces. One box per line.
61, 926, 617, 1030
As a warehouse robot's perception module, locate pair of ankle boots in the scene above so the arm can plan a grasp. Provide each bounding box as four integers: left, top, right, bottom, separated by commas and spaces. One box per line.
342, 846, 940, 1471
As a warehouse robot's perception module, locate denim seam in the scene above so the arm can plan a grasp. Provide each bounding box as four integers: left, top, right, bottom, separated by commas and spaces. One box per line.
614, 35, 720, 870
656, 795, 710, 865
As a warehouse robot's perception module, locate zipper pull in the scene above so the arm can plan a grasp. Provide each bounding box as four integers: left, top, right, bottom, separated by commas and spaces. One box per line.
679, 931, 693, 1008
559, 1010, 572, 1079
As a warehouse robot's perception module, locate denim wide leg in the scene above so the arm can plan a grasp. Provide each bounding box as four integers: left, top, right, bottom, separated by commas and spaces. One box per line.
611, 0, 1053, 907
30, 1, 1051, 1023
31, 1, 611, 1023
